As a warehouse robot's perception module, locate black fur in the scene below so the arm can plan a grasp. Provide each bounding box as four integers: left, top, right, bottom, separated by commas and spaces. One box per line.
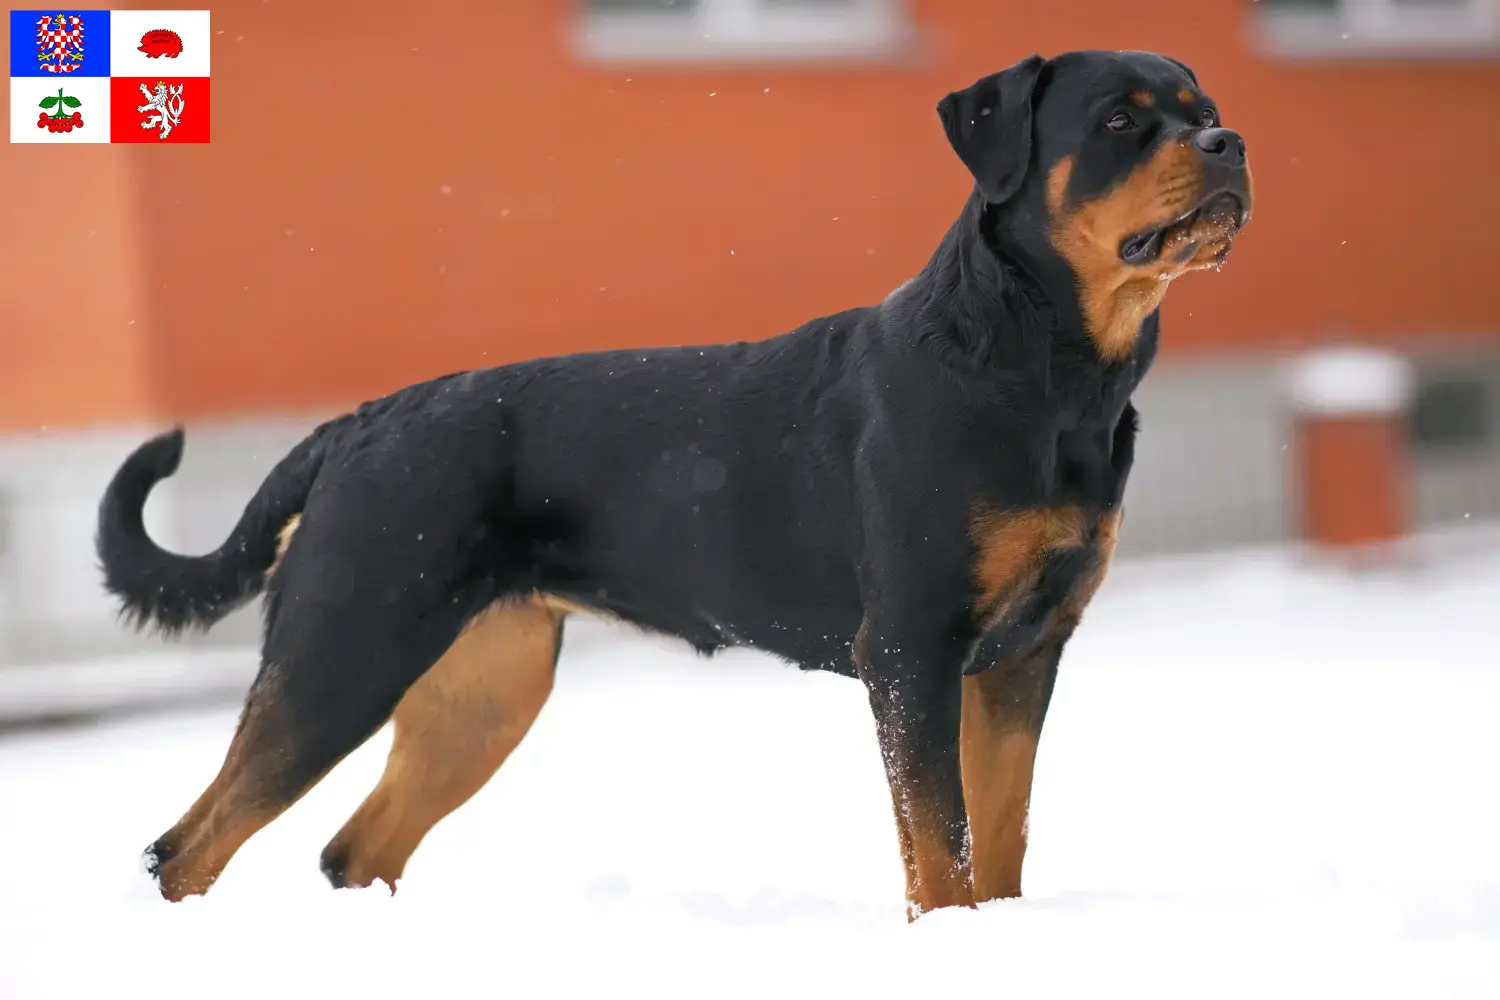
99, 50, 1251, 910
937, 54, 1045, 206
97, 426, 326, 635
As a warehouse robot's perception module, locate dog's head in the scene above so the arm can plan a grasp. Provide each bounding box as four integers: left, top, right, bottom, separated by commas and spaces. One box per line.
939, 50, 1253, 361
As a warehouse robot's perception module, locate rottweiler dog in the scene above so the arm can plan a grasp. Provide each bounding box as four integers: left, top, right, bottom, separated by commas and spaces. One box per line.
98, 49, 1251, 919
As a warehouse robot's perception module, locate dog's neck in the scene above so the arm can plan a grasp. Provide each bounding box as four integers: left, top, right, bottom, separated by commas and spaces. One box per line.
895, 189, 1151, 377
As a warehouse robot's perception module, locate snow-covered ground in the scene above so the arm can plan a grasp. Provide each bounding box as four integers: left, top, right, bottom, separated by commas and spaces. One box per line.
3, 540, 1499, 998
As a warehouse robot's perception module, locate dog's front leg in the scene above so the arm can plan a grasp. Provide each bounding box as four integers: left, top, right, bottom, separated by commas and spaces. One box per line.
854, 613, 974, 921
960, 636, 1062, 904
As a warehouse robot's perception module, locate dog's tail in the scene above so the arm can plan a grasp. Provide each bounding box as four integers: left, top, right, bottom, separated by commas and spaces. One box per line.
96, 426, 327, 636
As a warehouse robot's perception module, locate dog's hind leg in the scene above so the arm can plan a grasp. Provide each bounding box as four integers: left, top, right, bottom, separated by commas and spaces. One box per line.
319, 600, 562, 891
143, 586, 479, 901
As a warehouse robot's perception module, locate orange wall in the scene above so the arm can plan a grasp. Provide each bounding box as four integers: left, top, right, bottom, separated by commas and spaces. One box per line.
0, 145, 155, 427
2, 0, 1498, 431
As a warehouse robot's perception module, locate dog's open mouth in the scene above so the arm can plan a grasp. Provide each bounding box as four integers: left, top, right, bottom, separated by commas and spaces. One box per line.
1119, 192, 1249, 266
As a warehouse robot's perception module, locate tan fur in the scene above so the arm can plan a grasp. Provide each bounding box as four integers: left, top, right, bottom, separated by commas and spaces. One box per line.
856, 618, 978, 921
961, 719, 1038, 902
151, 597, 562, 900
900, 814, 975, 920
873, 733, 976, 920
1062, 507, 1121, 620
1047, 149, 1242, 361
534, 593, 610, 621
266, 514, 301, 578
960, 508, 1123, 903
323, 600, 560, 890
150, 669, 299, 901
970, 506, 1090, 626
1130, 90, 1154, 108
960, 659, 1050, 904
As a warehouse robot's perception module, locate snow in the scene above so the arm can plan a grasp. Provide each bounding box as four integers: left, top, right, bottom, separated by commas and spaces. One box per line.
3, 540, 1500, 998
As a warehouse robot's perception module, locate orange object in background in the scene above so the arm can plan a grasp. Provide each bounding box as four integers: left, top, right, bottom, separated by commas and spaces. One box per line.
1289, 347, 1414, 551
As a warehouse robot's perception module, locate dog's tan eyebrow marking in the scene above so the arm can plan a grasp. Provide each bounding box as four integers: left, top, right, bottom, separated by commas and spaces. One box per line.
1130, 90, 1154, 108
1177, 87, 1196, 104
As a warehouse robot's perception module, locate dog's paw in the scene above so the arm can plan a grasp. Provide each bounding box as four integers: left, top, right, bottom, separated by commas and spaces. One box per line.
141, 838, 173, 879
318, 844, 350, 889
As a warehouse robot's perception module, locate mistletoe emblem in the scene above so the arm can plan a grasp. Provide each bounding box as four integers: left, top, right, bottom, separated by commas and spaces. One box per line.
37, 88, 83, 134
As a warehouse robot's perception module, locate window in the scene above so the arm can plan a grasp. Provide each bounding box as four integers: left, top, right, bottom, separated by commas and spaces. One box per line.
1411, 375, 1491, 451
573, 0, 912, 65
1253, 0, 1500, 59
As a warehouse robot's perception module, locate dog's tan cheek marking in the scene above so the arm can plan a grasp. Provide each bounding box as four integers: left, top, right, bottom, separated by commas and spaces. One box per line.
1048, 142, 1207, 361
1046, 154, 1074, 215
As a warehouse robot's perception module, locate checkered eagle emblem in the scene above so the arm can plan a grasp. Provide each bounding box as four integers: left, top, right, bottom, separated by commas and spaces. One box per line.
35, 13, 85, 74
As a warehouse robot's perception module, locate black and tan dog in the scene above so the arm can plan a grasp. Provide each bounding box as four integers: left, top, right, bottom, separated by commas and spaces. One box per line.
98, 50, 1251, 919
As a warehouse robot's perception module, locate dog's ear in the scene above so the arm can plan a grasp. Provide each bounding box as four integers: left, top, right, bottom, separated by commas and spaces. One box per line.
937, 54, 1046, 206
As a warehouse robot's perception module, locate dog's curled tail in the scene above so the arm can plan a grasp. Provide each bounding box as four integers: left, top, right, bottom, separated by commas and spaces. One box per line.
96, 426, 326, 636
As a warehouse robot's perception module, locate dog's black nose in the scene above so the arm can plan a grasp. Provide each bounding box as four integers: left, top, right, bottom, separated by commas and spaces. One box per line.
1193, 127, 1246, 168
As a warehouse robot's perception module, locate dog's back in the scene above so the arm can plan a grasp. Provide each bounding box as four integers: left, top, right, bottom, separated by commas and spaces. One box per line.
98, 307, 881, 663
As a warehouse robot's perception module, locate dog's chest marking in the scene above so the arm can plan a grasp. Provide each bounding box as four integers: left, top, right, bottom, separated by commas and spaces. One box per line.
968, 506, 1087, 625
967, 501, 1121, 638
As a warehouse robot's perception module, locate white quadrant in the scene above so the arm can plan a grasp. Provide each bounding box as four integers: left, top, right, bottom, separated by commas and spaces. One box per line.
10, 75, 110, 144
109, 9, 211, 78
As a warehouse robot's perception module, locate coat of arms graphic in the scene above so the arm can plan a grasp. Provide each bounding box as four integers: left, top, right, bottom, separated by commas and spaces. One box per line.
138, 81, 186, 140
35, 13, 85, 74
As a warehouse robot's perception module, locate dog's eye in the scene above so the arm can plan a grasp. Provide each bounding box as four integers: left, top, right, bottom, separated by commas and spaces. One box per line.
1200, 107, 1218, 127
1106, 111, 1136, 132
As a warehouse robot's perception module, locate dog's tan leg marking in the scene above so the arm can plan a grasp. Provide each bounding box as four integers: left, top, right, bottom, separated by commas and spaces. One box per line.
896, 792, 976, 919
150, 510, 311, 898
149, 668, 307, 900
853, 618, 977, 921
961, 509, 1121, 903
320, 600, 560, 890
960, 663, 1045, 903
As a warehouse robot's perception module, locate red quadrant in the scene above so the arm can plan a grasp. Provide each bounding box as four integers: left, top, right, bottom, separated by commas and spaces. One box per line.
110, 76, 210, 143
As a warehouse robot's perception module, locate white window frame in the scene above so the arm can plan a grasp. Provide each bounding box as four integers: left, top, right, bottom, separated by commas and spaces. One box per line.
573, 0, 912, 65
1255, 0, 1500, 59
